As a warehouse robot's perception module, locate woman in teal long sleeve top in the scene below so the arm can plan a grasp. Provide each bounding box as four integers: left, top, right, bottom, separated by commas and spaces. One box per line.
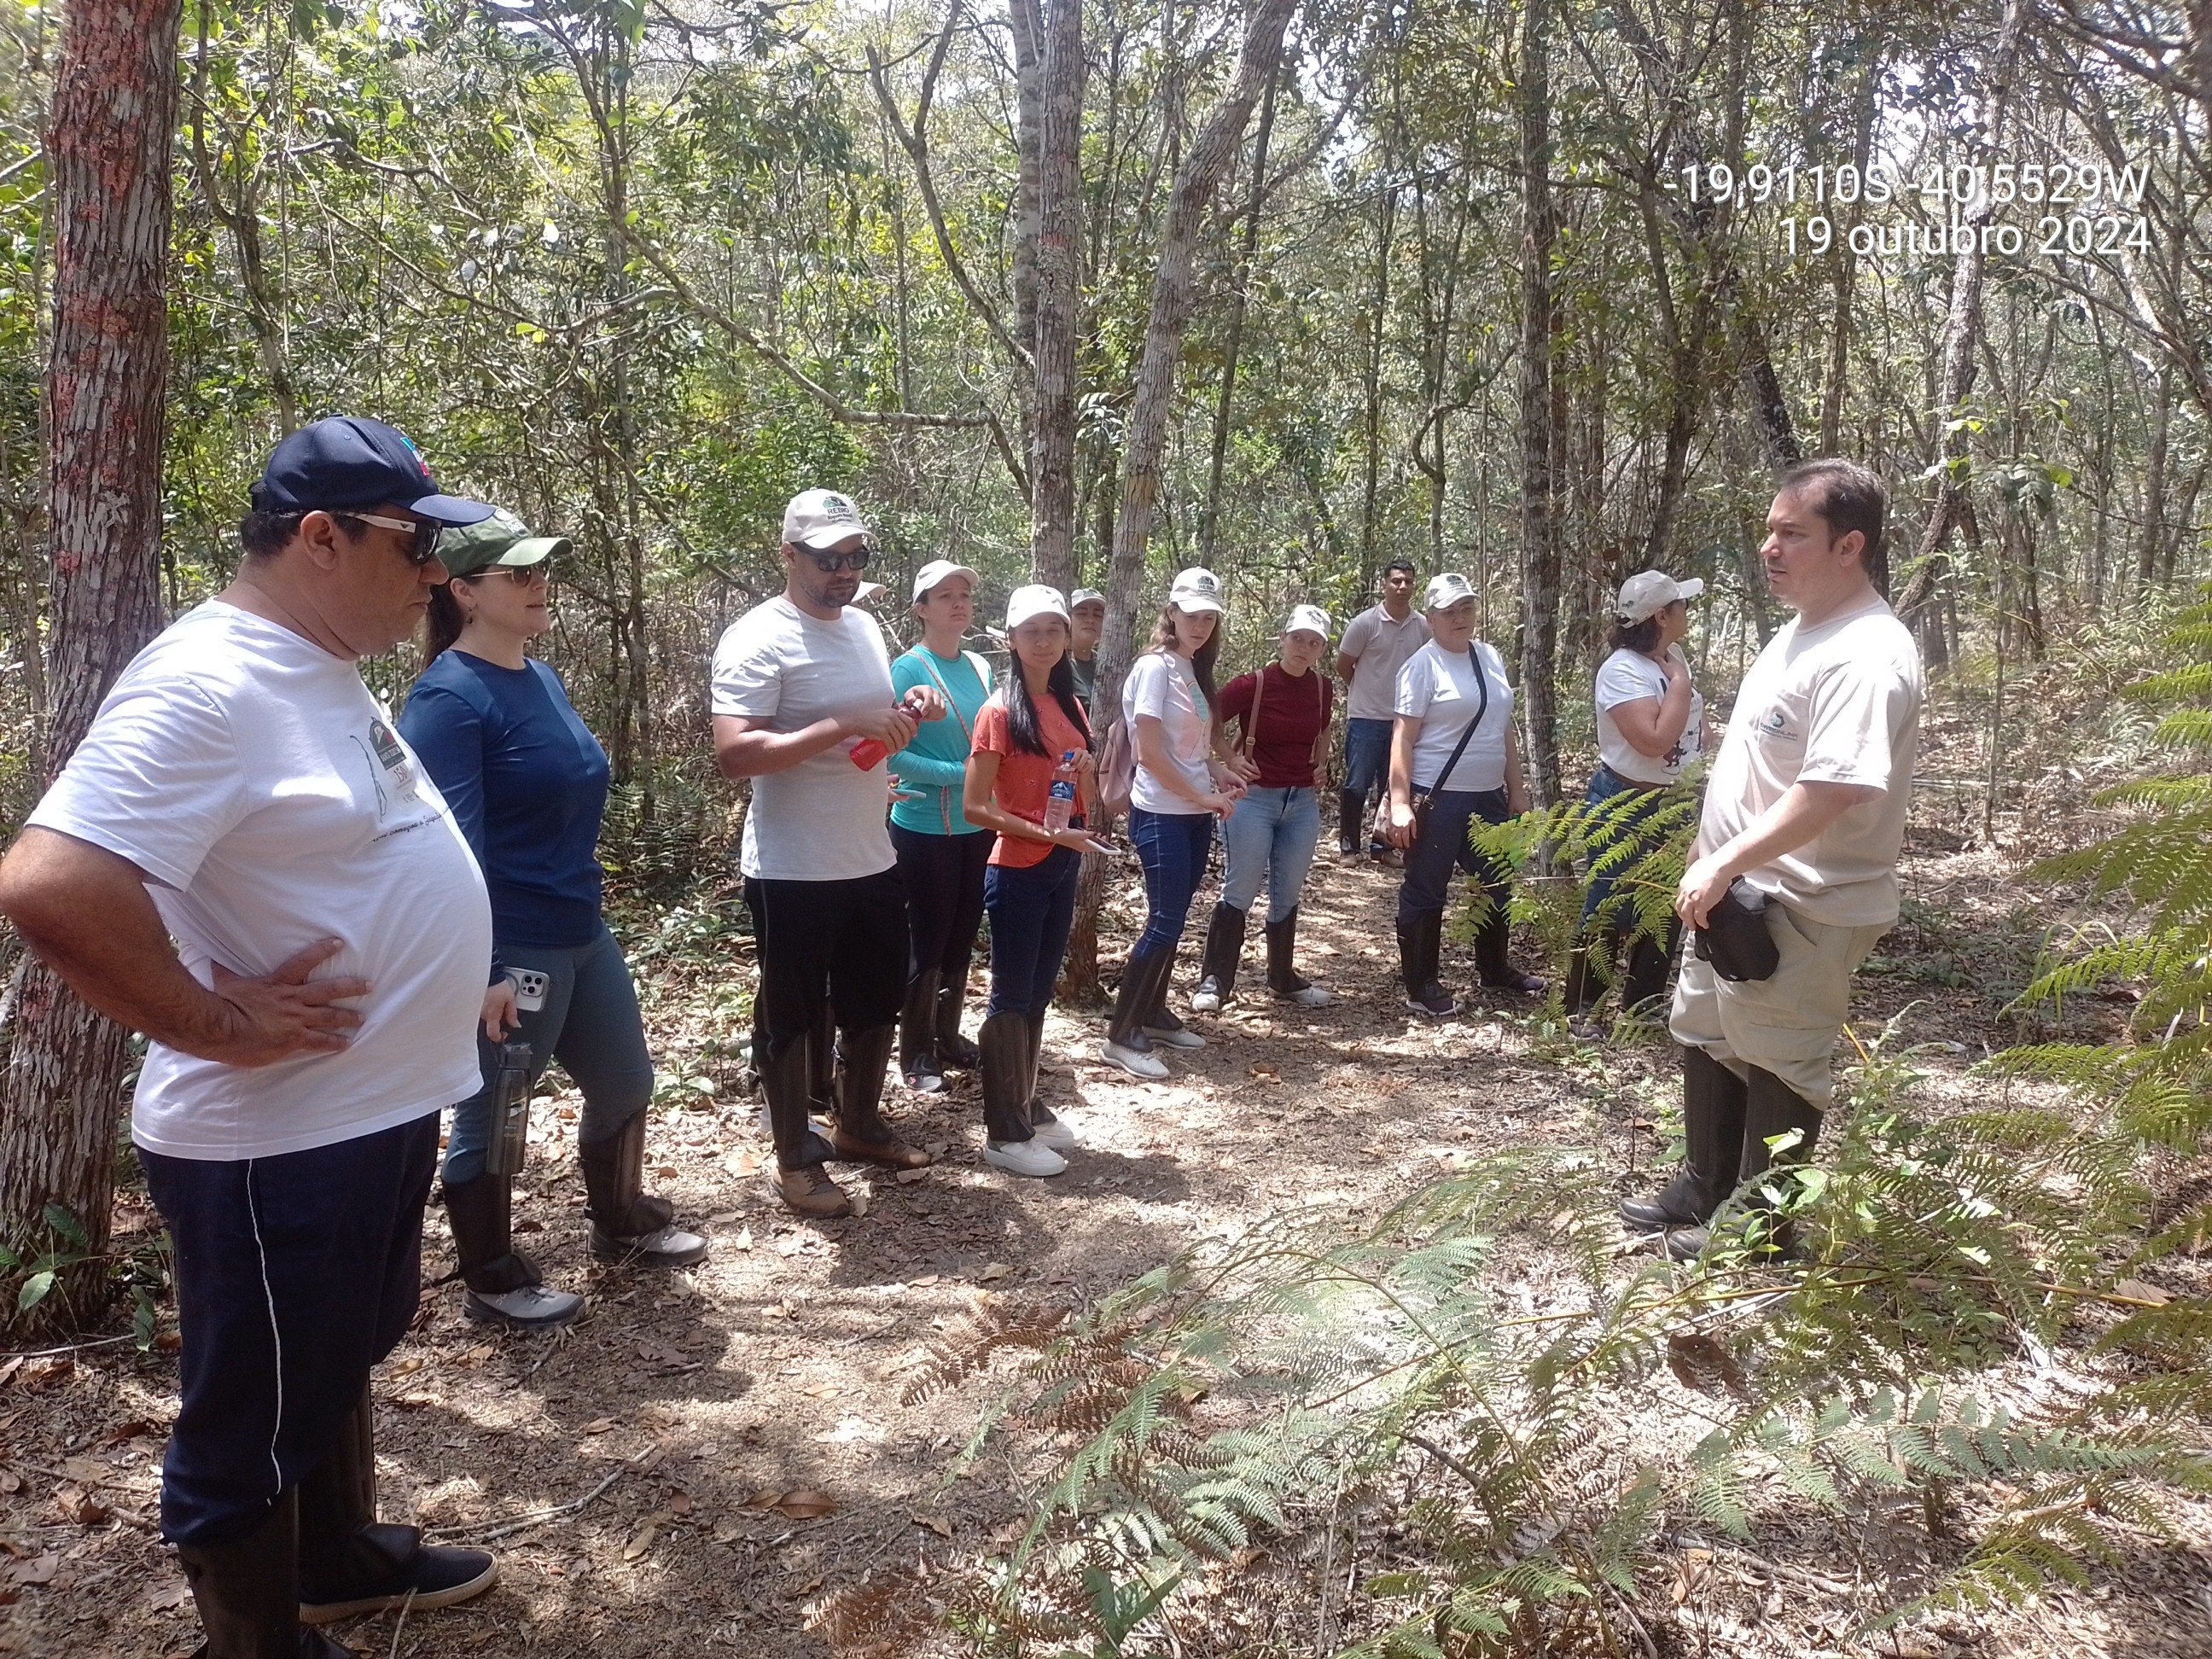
888, 561, 995, 1091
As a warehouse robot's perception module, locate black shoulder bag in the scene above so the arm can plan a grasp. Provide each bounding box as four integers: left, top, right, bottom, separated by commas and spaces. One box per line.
1408, 648, 1491, 846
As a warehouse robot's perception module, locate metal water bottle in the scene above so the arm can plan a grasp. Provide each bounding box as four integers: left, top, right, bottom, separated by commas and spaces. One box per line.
485, 1042, 534, 1177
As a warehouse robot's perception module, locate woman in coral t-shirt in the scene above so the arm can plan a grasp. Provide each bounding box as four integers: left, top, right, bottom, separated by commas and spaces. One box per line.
961, 587, 1109, 1178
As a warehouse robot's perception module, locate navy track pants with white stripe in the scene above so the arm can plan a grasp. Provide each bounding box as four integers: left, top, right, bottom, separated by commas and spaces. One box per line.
139, 1113, 438, 1546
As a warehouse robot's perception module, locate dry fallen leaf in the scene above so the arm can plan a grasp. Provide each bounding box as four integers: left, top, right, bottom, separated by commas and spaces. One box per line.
622, 1522, 657, 1561
849, 1190, 872, 1218
147, 1580, 192, 1611
733, 1226, 754, 1251
773, 1489, 836, 1521
1671, 1547, 1713, 1604
977, 1262, 1012, 1284
581, 1417, 617, 1435
53, 1486, 109, 1527
913, 1514, 953, 1538
0, 1470, 16, 1495
2114, 1278, 2172, 1306
746, 1489, 785, 1510
894, 1167, 928, 1185
9, 1554, 58, 1586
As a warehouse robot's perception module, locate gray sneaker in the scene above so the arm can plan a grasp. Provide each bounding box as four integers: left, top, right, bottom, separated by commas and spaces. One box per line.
464, 1282, 584, 1331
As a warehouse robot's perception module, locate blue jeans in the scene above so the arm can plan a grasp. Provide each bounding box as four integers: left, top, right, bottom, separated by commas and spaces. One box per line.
1343, 717, 1394, 804
444, 922, 655, 1184
1220, 785, 1322, 924
1580, 765, 1676, 931
1129, 806, 1215, 958
1397, 787, 1513, 926
984, 846, 1081, 1018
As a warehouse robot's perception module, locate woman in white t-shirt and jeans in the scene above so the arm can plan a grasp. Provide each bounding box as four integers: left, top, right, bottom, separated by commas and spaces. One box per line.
1103, 568, 1247, 1079
1563, 570, 1707, 1035
1385, 573, 1545, 1016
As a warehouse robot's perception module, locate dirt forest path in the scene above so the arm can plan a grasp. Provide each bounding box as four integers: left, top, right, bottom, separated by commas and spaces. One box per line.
7, 830, 2211, 1657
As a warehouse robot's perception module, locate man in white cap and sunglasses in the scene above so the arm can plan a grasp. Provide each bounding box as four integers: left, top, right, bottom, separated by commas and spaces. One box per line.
711, 489, 946, 1219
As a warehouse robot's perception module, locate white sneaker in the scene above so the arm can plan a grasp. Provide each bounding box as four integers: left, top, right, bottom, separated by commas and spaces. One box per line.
1278, 983, 1332, 1008
1102, 1038, 1170, 1079
983, 1138, 1068, 1178
1030, 1109, 1080, 1150
464, 1282, 585, 1330
1141, 1022, 1206, 1050
1189, 978, 1225, 1013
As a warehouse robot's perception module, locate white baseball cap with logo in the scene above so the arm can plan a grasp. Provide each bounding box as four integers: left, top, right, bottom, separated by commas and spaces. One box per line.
1423, 572, 1476, 612
1168, 567, 1225, 614
1069, 587, 1107, 610
782, 487, 875, 550
1005, 585, 1071, 630
1615, 569, 1704, 623
911, 558, 980, 602
1282, 603, 1332, 640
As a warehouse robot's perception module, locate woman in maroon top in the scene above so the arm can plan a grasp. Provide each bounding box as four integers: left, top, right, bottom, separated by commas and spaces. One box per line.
1194, 605, 1336, 1010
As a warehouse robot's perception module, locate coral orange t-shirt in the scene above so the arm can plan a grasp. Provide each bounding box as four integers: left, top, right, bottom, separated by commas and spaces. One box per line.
970, 690, 1092, 868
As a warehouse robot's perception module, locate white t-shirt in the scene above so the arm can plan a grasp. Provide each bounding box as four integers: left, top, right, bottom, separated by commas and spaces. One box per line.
1338, 604, 1432, 722
710, 596, 898, 881
1595, 648, 1704, 785
1123, 652, 1214, 814
26, 602, 492, 1161
1395, 640, 1515, 793
1701, 596, 1923, 927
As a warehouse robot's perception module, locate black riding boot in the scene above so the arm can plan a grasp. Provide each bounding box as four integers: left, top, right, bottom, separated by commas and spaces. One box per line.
899, 968, 946, 1094
1621, 1045, 1747, 1231
1337, 789, 1365, 855
1474, 909, 1545, 993
441, 1174, 581, 1330
1192, 901, 1248, 1008
761, 1032, 847, 1218
1620, 923, 1680, 1017
807, 998, 837, 1118
177, 1489, 345, 1659
1666, 1067, 1825, 1261
1399, 912, 1457, 1016
978, 1012, 1034, 1146
579, 1110, 708, 1266
1266, 907, 1326, 1004
828, 1022, 932, 1168
296, 1387, 498, 1623
936, 963, 981, 1070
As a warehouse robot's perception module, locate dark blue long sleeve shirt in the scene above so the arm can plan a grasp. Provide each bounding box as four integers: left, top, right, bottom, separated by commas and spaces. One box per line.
399, 651, 610, 954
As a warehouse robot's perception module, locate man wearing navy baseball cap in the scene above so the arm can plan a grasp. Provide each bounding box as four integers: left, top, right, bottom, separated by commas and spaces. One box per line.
0, 416, 506, 1656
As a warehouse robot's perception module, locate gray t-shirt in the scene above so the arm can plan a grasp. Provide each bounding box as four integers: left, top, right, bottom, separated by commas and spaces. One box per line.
710, 596, 898, 882
1339, 603, 1432, 722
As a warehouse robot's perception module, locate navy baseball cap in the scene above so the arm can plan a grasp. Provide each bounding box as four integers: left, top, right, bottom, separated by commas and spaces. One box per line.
248, 416, 496, 526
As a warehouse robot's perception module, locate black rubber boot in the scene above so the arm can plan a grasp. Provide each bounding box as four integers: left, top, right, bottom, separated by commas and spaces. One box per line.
1561, 940, 1598, 1017
1105, 948, 1175, 1051
899, 968, 946, 1094
1193, 901, 1248, 1007
828, 1022, 932, 1168
579, 1111, 708, 1266
1621, 1045, 1747, 1231
807, 999, 838, 1119
178, 1487, 337, 1659
760, 1033, 847, 1218
978, 1012, 1033, 1145
1022, 1008, 1046, 1112
1475, 909, 1545, 993
441, 1175, 581, 1330
1337, 790, 1365, 856
1399, 912, 1457, 1017
936, 963, 981, 1070
1666, 1067, 1827, 1261
1621, 923, 1680, 1017
297, 1388, 498, 1623
1265, 907, 1324, 1002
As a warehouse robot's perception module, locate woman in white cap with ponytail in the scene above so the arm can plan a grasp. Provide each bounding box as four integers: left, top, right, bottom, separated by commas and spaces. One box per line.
887, 559, 994, 1093
1561, 570, 1707, 1036
1103, 567, 1244, 1078
1386, 573, 1545, 1016
1192, 604, 1336, 1010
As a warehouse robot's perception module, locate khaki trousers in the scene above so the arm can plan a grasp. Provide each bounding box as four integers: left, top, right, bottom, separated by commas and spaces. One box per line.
1668, 901, 1889, 1108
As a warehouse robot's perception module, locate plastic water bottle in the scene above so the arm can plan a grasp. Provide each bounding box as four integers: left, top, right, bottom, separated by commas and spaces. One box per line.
1045, 750, 1077, 832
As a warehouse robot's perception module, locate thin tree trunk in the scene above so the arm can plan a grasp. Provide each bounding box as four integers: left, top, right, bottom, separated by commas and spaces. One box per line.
1516, 0, 1562, 808
1355, 182, 1398, 591
1027, 0, 1085, 591
1, 0, 179, 1336
2139, 363, 2171, 587
1197, 63, 1279, 566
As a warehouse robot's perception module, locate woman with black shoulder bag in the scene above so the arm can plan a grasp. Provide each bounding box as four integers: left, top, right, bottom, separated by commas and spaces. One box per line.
1384, 573, 1545, 1017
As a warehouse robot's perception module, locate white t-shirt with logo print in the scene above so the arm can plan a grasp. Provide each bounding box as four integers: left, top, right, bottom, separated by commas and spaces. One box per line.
1700, 595, 1923, 927
1594, 648, 1704, 785
26, 602, 492, 1161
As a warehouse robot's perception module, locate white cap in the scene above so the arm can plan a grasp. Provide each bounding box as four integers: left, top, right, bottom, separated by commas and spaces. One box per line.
911, 558, 980, 602
1615, 570, 1704, 623
782, 487, 874, 550
1423, 572, 1476, 611
1006, 585, 1071, 630
1168, 567, 1225, 614
1282, 603, 1331, 640
1069, 587, 1108, 609
851, 580, 888, 607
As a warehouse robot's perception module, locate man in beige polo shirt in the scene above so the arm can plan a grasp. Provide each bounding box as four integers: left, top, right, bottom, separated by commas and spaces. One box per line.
1621, 458, 1923, 1260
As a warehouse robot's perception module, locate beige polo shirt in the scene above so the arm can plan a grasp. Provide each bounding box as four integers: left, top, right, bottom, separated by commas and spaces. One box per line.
1701, 595, 1923, 928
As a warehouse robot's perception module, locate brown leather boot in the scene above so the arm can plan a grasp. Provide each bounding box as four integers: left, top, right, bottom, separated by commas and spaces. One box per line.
760, 1033, 849, 1218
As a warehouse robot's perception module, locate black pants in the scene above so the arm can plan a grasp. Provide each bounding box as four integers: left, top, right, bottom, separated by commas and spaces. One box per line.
748, 868, 909, 1059
892, 825, 991, 987
1397, 787, 1513, 926
140, 1113, 439, 1545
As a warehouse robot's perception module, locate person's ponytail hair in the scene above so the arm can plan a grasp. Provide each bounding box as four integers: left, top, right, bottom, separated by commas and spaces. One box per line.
422, 583, 467, 666
1005, 649, 1093, 759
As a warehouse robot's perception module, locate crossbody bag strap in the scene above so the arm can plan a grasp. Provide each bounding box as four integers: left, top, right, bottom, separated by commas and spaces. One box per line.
908, 648, 977, 746
1428, 647, 1490, 795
